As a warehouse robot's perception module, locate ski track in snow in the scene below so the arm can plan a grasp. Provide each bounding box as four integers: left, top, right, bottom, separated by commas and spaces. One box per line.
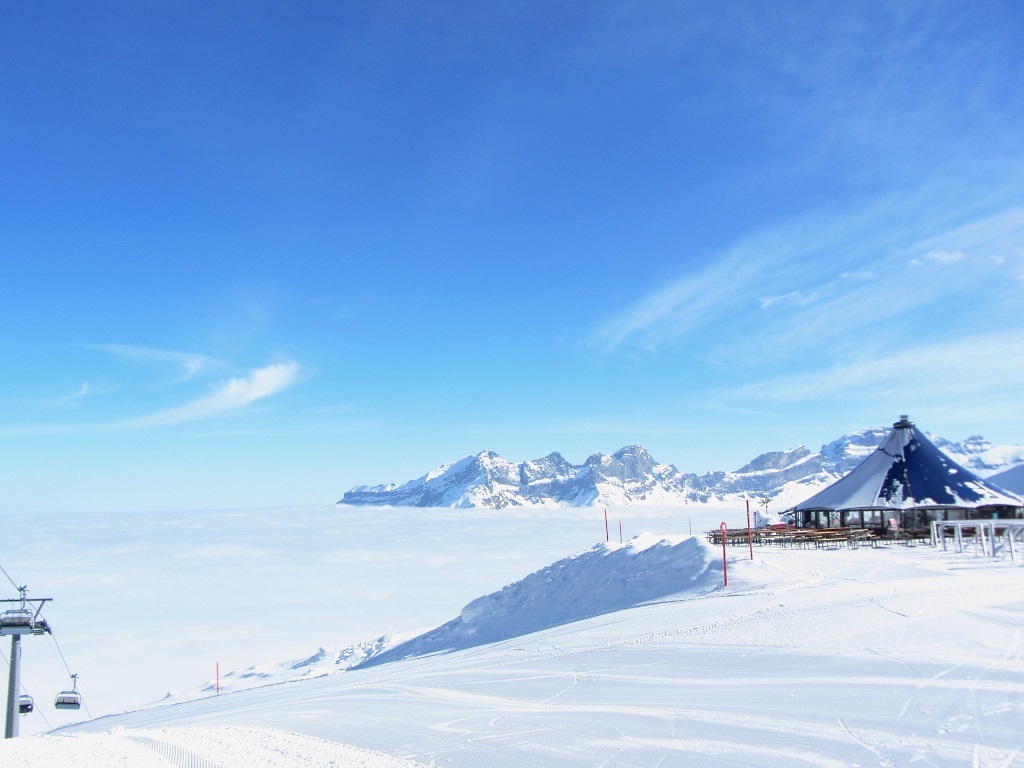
130, 735, 223, 768
20, 542, 1019, 768
0, 515, 1021, 768
0, 727, 424, 768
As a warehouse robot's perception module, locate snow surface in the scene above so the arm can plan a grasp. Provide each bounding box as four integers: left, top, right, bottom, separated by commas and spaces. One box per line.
3, 505, 1023, 766
181, 632, 425, 699
361, 533, 721, 666
0, 504, 717, 728
0, 726, 417, 767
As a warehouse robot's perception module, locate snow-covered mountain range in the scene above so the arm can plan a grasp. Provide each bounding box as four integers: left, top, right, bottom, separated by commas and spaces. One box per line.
340, 428, 1024, 510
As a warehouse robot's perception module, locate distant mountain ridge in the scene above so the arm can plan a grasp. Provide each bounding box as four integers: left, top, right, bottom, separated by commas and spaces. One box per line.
339, 428, 1024, 510
987, 463, 1024, 494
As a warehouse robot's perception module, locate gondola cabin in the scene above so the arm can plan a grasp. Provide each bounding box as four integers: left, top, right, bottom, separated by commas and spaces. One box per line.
18, 694, 33, 714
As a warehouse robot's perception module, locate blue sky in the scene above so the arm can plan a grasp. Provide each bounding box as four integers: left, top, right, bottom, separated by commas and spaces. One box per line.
2, 2, 1024, 513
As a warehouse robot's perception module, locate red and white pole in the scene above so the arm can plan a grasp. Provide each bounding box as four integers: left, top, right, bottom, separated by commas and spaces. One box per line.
619, 519, 623, 544
746, 499, 754, 560
604, 509, 609, 542
720, 522, 729, 587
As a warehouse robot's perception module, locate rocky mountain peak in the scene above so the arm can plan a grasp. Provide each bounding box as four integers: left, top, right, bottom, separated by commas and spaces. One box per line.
735, 445, 812, 474
340, 429, 1023, 510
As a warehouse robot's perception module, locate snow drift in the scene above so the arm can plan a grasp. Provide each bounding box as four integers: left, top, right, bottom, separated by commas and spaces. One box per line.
359, 534, 720, 667
181, 633, 423, 700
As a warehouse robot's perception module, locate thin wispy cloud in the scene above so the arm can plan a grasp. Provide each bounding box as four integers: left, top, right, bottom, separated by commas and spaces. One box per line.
82, 344, 220, 380
719, 331, 1024, 410
757, 206, 1024, 354
592, 201, 1024, 362
46, 381, 91, 410
0, 361, 302, 437
759, 291, 807, 310
591, 218, 839, 353
700, 403, 772, 418
909, 250, 964, 267
119, 361, 300, 428
590, 206, 888, 354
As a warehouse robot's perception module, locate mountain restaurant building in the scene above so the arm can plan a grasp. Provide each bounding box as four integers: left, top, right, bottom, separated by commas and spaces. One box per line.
787, 416, 1023, 534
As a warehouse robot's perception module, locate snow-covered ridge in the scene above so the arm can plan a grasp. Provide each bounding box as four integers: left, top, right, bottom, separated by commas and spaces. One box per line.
170, 632, 425, 703
182, 535, 722, 694
359, 533, 721, 668
340, 429, 1024, 509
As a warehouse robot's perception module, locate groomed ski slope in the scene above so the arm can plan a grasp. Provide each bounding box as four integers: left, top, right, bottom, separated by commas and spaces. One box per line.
0, 726, 416, 767
26, 538, 1024, 768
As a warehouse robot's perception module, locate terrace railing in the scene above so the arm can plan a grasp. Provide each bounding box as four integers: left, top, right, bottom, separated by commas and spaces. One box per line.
931, 520, 1024, 562
706, 527, 875, 549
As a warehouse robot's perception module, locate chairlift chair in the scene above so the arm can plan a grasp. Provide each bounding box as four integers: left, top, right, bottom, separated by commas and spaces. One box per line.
55, 673, 82, 710
18, 694, 34, 714
0, 608, 35, 635
54, 690, 81, 710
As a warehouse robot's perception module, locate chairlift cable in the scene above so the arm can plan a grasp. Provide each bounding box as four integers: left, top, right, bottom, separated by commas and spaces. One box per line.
0, 560, 21, 592
71, 689, 92, 719
0, 578, 95, 720
77, 694, 93, 719
48, 630, 94, 717
44, 637, 68, 681
47, 629, 75, 679
37, 708, 53, 730
18, 682, 53, 731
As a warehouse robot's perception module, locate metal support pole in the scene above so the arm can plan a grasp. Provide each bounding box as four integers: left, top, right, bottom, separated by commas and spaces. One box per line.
719, 522, 729, 587
5, 634, 21, 739
746, 500, 754, 560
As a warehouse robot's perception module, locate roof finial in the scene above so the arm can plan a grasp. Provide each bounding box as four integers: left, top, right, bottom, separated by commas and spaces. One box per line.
894, 414, 914, 428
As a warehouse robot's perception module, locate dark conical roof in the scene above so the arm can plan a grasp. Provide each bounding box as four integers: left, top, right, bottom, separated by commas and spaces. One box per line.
792, 416, 1022, 512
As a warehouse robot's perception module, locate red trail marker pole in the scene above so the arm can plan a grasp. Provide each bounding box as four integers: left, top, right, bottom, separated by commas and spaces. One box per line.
604, 509, 609, 542
619, 519, 623, 544
720, 522, 729, 587
746, 499, 754, 560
